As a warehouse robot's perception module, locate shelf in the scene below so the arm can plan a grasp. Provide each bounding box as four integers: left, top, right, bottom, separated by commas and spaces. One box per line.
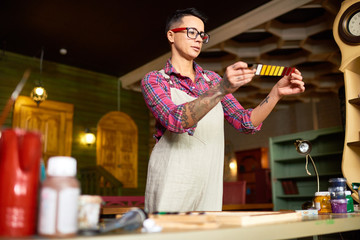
273, 151, 342, 162
270, 127, 344, 211
349, 98, 360, 105
347, 141, 360, 147
275, 171, 342, 180
270, 126, 343, 144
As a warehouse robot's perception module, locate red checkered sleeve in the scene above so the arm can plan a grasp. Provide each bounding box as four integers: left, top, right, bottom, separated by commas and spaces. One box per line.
202, 71, 262, 134
141, 71, 196, 140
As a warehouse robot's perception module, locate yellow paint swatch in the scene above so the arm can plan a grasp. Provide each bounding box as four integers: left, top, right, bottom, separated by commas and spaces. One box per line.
265, 66, 271, 75
260, 65, 267, 75
274, 66, 280, 76
269, 66, 276, 75
277, 66, 284, 76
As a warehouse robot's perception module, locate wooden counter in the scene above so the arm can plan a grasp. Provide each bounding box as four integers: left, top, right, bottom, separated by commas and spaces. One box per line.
72, 212, 360, 240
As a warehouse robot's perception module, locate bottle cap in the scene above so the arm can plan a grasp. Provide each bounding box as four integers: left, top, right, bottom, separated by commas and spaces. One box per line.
47, 156, 77, 177
329, 178, 347, 188
329, 177, 347, 183
315, 191, 330, 196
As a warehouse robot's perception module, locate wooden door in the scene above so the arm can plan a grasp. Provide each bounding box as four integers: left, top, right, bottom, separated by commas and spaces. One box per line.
97, 111, 138, 188
12, 96, 74, 165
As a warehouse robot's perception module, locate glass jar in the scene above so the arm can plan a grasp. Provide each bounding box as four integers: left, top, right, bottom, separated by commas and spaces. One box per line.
314, 191, 332, 213
331, 199, 347, 213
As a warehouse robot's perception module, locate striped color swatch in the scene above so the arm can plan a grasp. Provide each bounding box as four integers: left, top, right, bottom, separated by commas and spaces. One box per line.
250, 64, 295, 76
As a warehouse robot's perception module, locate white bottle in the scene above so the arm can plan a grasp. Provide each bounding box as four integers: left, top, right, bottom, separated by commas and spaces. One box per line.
38, 156, 80, 237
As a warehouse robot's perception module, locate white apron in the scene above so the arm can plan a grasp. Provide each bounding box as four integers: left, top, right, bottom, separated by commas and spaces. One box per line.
145, 74, 225, 212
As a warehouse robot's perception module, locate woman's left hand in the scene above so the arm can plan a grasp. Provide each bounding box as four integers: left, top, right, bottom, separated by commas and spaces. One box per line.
275, 69, 305, 97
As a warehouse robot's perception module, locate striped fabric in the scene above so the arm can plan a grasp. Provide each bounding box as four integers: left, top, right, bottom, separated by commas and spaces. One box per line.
141, 59, 261, 142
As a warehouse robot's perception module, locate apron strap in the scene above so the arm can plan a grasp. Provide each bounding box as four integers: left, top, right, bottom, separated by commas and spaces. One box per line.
158, 69, 174, 86
158, 69, 211, 86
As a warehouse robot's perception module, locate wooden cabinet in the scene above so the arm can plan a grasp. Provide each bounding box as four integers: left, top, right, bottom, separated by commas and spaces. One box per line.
269, 127, 344, 210
235, 148, 272, 203
343, 96, 360, 202
332, 0, 360, 203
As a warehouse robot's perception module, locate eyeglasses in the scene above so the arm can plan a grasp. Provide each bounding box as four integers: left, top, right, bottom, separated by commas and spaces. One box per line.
170, 27, 210, 44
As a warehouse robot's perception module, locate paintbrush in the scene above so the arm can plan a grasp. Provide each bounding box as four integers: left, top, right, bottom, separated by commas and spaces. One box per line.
0, 69, 31, 129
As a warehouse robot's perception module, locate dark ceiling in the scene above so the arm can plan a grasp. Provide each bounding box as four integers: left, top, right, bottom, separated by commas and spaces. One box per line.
0, 0, 345, 109
0, 0, 271, 77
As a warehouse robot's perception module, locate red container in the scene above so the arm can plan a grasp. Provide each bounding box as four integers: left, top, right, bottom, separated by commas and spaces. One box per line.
0, 128, 42, 237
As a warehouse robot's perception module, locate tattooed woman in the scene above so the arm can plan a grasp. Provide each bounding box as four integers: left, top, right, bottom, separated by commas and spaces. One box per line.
141, 8, 304, 212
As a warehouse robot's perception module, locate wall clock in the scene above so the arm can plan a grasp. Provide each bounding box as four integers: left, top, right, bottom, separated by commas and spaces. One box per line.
338, 2, 360, 45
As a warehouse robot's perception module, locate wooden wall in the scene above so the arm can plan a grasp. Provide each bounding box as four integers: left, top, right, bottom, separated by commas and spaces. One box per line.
0, 52, 150, 196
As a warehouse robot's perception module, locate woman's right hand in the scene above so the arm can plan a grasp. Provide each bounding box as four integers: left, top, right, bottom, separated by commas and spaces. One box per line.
221, 61, 256, 94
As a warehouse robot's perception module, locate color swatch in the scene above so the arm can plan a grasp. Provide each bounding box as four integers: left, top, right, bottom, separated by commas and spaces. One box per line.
250, 64, 295, 77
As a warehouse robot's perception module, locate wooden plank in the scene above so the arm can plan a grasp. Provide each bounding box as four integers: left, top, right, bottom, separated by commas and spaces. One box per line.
101, 206, 133, 215
149, 211, 302, 229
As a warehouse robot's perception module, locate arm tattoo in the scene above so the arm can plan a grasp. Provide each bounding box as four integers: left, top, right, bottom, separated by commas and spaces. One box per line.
260, 96, 270, 106
188, 101, 197, 123
181, 84, 225, 129
181, 106, 191, 127
219, 78, 235, 94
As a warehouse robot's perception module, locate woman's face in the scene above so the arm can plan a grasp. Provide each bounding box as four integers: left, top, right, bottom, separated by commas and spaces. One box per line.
168, 15, 205, 60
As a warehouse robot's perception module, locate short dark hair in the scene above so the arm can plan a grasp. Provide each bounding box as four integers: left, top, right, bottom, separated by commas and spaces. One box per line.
165, 8, 208, 35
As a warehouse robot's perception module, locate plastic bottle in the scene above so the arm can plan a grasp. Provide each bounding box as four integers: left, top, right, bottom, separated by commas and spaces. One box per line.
38, 156, 80, 237
0, 129, 42, 237
345, 191, 354, 213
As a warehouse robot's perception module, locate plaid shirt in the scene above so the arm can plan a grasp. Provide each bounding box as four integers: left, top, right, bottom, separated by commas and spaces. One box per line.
141, 59, 262, 141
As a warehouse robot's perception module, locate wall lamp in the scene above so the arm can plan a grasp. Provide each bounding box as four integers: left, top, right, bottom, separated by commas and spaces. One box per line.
31, 48, 47, 106
82, 128, 96, 146
31, 86, 47, 106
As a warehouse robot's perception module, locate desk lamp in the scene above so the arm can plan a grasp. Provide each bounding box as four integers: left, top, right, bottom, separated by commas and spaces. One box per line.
295, 140, 319, 192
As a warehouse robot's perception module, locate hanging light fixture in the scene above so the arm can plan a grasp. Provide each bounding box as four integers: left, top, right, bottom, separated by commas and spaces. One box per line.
31, 48, 47, 106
